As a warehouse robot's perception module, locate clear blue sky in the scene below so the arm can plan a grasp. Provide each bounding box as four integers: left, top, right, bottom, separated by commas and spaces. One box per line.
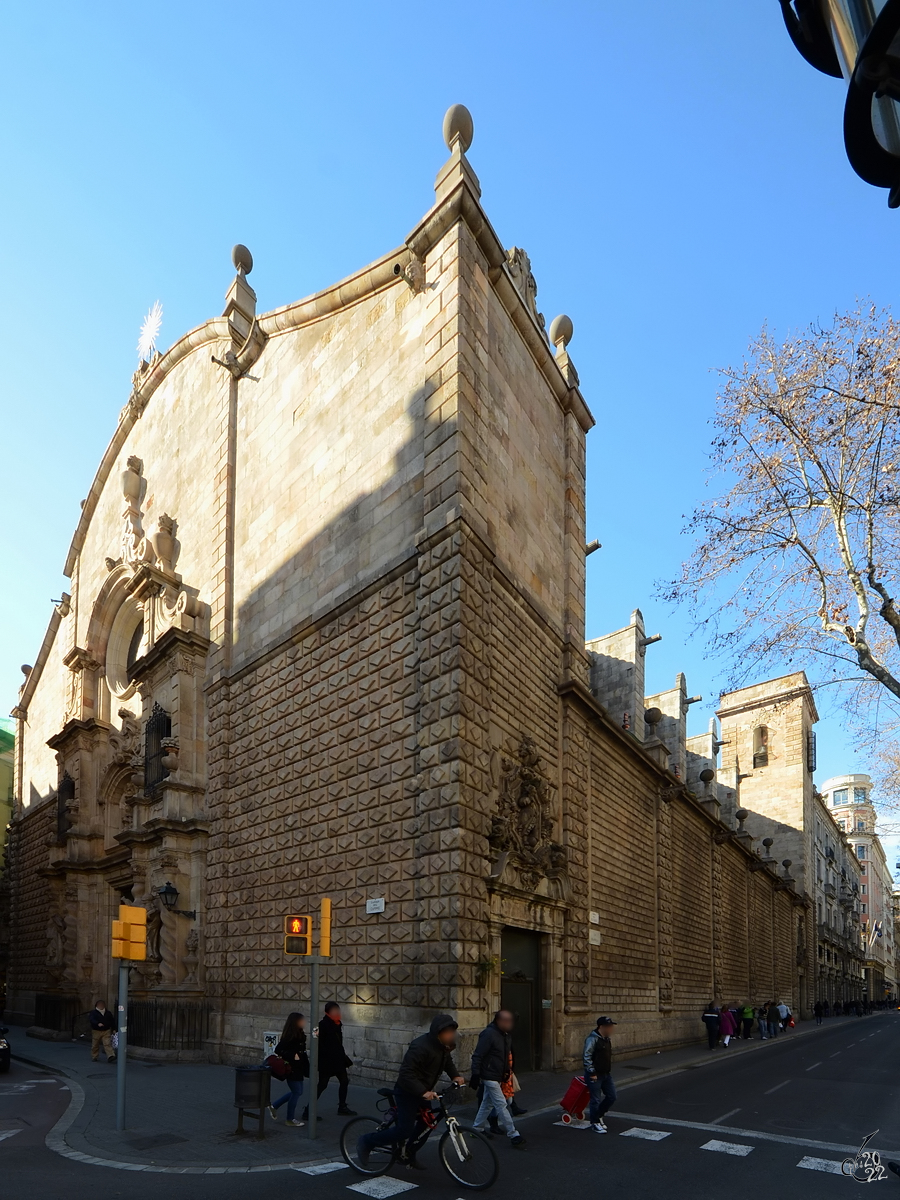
2, 1, 898, 819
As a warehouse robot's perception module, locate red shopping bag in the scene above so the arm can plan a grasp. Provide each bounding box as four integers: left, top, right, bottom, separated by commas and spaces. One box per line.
559, 1075, 590, 1124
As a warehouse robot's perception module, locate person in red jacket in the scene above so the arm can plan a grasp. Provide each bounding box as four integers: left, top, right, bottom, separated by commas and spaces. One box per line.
718, 1005, 737, 1047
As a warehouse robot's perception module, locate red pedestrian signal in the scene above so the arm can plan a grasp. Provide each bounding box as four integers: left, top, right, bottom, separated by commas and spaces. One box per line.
283, 914, 311, 955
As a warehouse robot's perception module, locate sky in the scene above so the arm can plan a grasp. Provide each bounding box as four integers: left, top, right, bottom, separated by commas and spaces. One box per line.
2, 1, 899, 862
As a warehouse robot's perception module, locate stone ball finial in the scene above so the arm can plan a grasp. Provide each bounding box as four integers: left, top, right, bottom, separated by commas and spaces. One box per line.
735, 808, 748, 822
549, 314, 574, 348
232, 244, 253, 276
699, 768, 715, 783
782, 859, 792, 869
762, 837, 774, 848
20, 664, 32, 677
443, 104, 474, 153
644, 707, 662, 727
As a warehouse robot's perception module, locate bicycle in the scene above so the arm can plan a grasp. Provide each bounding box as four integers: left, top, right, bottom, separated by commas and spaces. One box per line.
340, 1083, 499, 1190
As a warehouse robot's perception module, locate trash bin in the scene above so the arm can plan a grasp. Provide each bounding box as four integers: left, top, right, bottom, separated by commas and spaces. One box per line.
234, 1065, 271, 1138
234, 1064, 271, 1109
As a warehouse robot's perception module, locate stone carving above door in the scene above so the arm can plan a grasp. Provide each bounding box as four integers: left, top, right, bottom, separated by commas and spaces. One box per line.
487, 734, 569, 900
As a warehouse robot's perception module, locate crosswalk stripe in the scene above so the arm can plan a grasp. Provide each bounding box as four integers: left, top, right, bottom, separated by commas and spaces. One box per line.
0, 1131, 21, 1142
621, 1128, 670, 1141
347, 1180, 418, 1197
294, 1162, 349, 1175
700, 1139, 754, 1157
797, 1156, 843, 1174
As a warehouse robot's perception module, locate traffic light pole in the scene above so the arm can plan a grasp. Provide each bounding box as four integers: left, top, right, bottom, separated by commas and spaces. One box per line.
115, 962, 129, 1131
308, 956, 320, 1140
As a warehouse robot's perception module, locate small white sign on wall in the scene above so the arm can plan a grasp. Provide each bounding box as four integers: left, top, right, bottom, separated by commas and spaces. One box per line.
263, 1031, 279, 1056
365, 897, 385, 914
589, 929, 602, 946
589, 912, 600, 924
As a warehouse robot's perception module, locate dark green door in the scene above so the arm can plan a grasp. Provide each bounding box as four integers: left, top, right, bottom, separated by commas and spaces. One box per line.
500, 927, 542, 1071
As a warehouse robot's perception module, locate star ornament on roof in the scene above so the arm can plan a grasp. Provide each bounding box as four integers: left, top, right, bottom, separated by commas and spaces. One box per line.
137, 301, 163, 363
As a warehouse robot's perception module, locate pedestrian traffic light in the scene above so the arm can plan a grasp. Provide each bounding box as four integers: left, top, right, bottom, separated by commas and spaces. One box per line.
284, 914, 311, 955
111, 904, 147, 961
320, 897, 332, 957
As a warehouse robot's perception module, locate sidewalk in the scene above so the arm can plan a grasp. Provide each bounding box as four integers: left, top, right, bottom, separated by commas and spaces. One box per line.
11, 1012, 878, 1173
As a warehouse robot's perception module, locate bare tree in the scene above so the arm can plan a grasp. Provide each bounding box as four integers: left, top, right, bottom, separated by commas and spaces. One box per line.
665, 303, 900, 728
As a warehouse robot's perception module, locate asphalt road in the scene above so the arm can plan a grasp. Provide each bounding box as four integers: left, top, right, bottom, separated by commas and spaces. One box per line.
6, 1013, 900, 1199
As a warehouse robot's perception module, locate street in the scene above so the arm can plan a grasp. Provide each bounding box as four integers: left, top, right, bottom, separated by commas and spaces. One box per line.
6, 1013, 900, 1200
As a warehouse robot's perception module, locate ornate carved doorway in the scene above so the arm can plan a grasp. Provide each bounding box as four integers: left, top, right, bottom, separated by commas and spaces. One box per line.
500, 927, 543, 1072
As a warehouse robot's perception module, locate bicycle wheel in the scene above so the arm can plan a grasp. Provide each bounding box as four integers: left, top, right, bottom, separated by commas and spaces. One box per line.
438, 1124, 499, 1190
340, 1115, 399, 1176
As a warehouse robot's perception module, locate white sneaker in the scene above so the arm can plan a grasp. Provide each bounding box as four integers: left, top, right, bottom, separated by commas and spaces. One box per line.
287, 1119, 306, 1127
266, 1105, 277, 1120
592, 1122, 608, 1134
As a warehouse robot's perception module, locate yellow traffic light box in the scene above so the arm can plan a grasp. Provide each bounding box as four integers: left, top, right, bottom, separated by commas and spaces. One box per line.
319, 898, 332, 957
111, 904, 147, 961
284, 914, 311, 955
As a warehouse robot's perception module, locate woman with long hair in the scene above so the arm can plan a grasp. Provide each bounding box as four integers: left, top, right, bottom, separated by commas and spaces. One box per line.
268, 1011, 309, 1126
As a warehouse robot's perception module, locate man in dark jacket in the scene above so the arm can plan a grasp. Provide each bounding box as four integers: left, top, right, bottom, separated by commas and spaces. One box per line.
89, 1000, 116, 1063
302, 1001, 357, 1119
469, 1010, 525, 1147
357, 1014, 465, 1167
582, 1016, 617, 1133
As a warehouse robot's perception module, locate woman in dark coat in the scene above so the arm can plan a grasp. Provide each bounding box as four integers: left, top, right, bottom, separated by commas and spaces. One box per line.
303, 1001, 357, 1119
701, 1001, 720, 1050
268, 1012, 308, 1126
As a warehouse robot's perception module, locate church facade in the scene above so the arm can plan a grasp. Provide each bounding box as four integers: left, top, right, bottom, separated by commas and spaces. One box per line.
7, 108, 810, 1073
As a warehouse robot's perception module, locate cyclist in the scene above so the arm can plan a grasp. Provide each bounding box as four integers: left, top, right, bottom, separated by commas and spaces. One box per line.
357, 1013, 466, 1168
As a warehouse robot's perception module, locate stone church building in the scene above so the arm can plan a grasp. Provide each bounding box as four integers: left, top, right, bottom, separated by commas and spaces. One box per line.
7, 107, 810, 1073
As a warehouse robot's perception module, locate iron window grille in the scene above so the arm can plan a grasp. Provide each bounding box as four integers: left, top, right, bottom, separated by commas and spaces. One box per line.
144, 702, 172, 793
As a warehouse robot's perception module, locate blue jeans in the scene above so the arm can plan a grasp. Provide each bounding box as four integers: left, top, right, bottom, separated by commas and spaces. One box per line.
585, 1073, 616, 1123
767, 1021, 779, 1038
473, 1080, 517, 1137
273, 1079, 304, 1120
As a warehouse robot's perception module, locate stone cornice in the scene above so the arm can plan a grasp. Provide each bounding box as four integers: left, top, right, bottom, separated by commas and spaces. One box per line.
717, 676, 820, 724
46, 717, 107, 752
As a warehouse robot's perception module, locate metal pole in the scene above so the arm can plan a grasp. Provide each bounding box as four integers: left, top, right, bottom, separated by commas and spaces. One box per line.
115, 962, 129, 1131
308, 956, 320, 1140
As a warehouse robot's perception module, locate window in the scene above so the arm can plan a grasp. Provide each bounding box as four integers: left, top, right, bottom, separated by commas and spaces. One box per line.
857, 821, 865, 831
834, 788, 848, 805
861, 885, 867, 895
854, 787, 867, 804
862, 904, 868, 914
753, 725, 769, 768
144, 703, 172, 793
807, 729, 817, 772
126, 619, 144, 681
837, 820, 846, 830
856, 844, 866, 858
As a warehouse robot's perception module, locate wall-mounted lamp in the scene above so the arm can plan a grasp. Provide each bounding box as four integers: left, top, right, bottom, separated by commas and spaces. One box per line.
156, 881, 197, 920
